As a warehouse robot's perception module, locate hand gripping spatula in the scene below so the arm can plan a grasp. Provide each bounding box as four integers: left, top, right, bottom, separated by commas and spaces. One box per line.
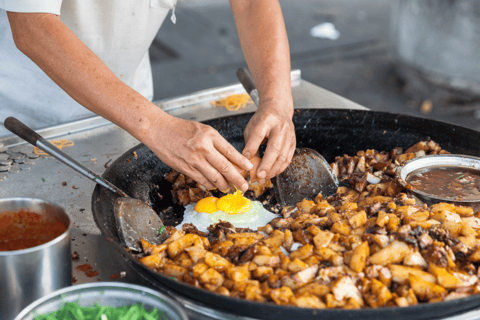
236, 68, 339, 206
4, 117, 169, 251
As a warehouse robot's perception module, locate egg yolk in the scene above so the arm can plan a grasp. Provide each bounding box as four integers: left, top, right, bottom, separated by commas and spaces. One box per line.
194, 197, 219, 214
216, 189, 251, 214
194, 190, 251, 215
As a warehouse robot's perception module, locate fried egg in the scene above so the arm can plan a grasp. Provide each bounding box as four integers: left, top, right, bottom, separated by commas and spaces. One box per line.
176, 189, 278, 233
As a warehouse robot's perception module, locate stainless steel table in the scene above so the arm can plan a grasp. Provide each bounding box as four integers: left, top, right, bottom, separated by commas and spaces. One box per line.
0, 71, 369, 319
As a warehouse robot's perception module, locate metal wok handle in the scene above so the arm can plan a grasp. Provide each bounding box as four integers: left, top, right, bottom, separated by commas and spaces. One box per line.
4, 116, 127, 197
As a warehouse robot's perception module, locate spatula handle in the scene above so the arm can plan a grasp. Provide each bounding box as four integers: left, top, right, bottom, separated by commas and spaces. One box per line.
4, 116, 42, 146
236, 68, 259, 107
4, 116, 127, 197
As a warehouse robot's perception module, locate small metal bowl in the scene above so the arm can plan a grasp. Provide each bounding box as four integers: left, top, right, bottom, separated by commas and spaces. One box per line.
0, 198, 72, 320
15, 282, 189, 320
396, 154, 480, 209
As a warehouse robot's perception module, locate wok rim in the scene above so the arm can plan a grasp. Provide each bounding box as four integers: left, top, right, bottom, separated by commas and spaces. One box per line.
92, 108, 480, 319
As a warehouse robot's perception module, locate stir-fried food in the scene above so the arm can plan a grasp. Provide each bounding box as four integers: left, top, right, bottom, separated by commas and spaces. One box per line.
137, 140, 480, 309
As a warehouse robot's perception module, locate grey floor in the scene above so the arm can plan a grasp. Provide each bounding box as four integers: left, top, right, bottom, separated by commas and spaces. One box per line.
149, 0, 480, 131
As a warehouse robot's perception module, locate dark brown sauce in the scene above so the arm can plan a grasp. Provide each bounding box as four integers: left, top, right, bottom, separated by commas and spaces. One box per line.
406, 166, 480, 201
0, 210, 67, 251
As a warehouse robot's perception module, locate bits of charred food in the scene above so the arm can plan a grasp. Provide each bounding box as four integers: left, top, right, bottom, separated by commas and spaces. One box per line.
137, 140, 480, 309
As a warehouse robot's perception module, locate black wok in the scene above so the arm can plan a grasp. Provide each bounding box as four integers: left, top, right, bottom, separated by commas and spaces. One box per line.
92, 109, 480, 319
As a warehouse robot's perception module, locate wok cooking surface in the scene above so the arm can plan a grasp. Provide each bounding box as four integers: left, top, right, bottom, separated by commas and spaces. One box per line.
92, 109, 480, 320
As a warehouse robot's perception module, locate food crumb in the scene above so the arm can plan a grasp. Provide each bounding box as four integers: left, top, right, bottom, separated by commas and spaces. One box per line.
86, 270, 99, 277
91, 158, 97, 162
72, 185, 79, 189
71, 251, 79, 261
72, 277, 77, 283
133, 151, 137, 157
120, 271, 126, 277
62, 181, 67, 186
126, 159, 131, 163
75, 264, 92, 272
420, 99, 433, 114
110, 274, 120, 280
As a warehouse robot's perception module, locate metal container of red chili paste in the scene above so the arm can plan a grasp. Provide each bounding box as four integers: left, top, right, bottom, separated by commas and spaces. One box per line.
0, 198, 72, 320
396, 154, 480, 211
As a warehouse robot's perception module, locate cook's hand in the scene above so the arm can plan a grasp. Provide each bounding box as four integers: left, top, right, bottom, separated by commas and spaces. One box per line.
243, 101, 295, 183
147, 114, 253, 192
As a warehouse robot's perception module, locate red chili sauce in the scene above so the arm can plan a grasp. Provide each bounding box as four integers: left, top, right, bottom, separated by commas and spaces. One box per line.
0, 210, 67, 251
406, 166, 480, 201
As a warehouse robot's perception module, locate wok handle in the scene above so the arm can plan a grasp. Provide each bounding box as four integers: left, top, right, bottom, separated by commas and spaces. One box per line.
4, 116, 127, 198
236, 68, 259, 107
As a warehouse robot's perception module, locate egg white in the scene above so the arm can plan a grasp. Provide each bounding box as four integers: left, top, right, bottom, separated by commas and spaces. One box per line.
176, 200, 278, 233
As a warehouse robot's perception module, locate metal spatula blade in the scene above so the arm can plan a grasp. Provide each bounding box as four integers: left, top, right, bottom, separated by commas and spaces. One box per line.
4, 117, 168, 251
274, 148, 339, 206
236, 68, 339, 206
114, 198, 168, 250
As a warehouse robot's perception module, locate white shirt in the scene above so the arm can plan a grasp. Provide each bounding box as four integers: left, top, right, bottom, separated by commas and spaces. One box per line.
0, 0, 176, 137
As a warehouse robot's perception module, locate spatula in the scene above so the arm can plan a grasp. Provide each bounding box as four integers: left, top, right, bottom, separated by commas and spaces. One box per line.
4, 117, 169, 251
236, 68, 339, 206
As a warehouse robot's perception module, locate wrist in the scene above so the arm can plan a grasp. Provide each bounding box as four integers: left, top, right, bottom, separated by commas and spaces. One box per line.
122, 102, 170, 147
258, 96, 294, 119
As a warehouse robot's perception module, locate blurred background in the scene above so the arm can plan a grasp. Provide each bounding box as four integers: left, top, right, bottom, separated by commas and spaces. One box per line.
149, 0, 480, 131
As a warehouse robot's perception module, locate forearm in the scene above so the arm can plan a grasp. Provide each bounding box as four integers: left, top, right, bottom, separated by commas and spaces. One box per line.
229, 0, 293, 117
7, 11, 254, 192
7, 12, 165, 145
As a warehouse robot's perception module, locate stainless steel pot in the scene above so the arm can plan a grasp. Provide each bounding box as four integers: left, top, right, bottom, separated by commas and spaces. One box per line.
0, 198, 72, 320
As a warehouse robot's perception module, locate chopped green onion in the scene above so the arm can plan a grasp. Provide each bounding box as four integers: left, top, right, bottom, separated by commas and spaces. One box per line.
33, 301, 164, 320
159, 226, 165, 235
41, 178, 45, 182
457, 174, 465, 179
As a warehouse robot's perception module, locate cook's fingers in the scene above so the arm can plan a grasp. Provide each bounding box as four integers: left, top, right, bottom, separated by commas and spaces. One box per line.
165, 155, 230, 192
173, 160, 217, 190
215, 136, 254, 172
256, 132, 286, 181
207, 147, 250, 192
242, 127, 266, 160
266, 139, 296, 180
191, 158, 234, 192
189, 172, 216, 191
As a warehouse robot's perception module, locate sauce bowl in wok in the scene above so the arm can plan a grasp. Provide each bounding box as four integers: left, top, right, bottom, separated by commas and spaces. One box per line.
396, 154, 480, 210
